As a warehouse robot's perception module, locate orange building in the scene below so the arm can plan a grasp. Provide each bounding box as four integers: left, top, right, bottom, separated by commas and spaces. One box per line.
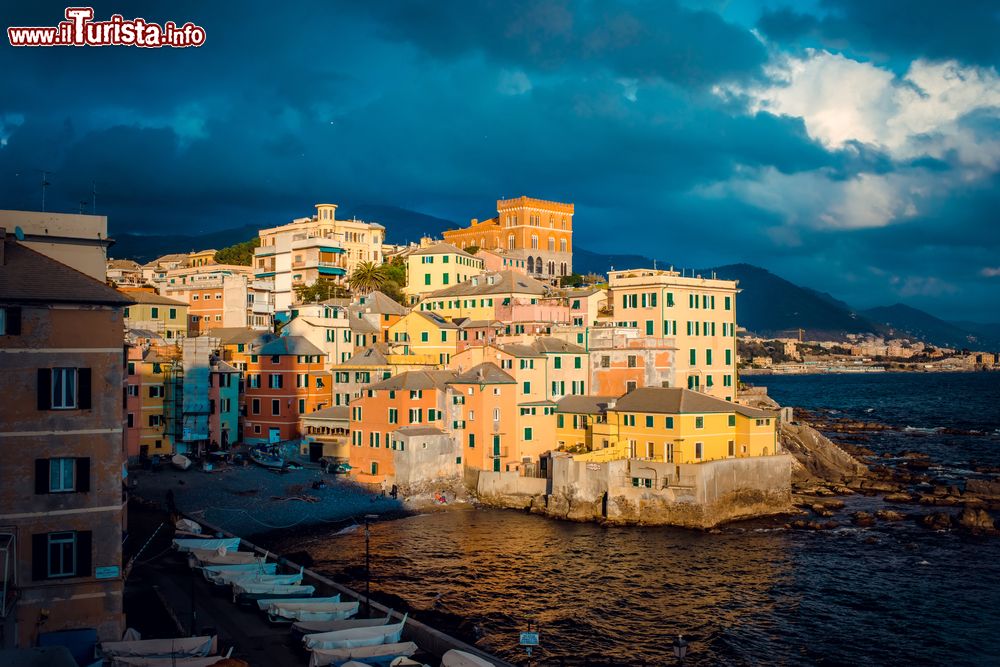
442, 196, 573, 282
242, 336, 331, 443
348, 370, 456, 481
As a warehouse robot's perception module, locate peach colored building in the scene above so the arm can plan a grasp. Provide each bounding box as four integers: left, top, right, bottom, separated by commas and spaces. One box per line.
448, 363, 519, 472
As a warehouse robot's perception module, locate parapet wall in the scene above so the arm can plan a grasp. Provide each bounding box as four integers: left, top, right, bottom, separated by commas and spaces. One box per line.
477, 455, 793, 529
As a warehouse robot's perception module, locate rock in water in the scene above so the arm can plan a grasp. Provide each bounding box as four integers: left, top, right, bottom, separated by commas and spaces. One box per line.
958, 507, 996, 533
875, 510, 905, 522
920, 512, 954, 531
851, 511, 876, 527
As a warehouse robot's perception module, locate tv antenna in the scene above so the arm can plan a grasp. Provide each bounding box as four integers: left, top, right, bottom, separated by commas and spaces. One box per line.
91, 180, 98, 213
37, 169, 52, 211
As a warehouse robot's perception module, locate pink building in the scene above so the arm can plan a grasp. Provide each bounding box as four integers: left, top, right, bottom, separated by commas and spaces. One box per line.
494, 297, 571, 325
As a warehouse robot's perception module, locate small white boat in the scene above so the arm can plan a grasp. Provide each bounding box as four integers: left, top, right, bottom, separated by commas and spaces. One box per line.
303, 614, 407, 650
187, 548, 258, 567
172, 537, 240, 553
292, 615, 391, 636
202, 562, 276, 583
171, 454, 193, 471
233, 582, 315, 604
268, 600, 359, 623
100, 636, 217, 659
221, 570, 302, 588
307, 641, 418, 667
441, 649, 498, 667
256, 594, 341, 611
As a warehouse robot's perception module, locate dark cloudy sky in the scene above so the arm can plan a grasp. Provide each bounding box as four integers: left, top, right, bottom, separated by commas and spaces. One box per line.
2, 1, 998, 321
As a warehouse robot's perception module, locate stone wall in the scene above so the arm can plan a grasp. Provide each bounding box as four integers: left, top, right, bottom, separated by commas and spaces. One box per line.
476, 454, 793, 529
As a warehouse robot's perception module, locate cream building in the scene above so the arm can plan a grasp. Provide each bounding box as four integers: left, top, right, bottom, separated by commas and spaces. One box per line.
253, 203, 385, 319
607, 269, 739, 401
159, 264, 256, 334
404, 241, 484, 301
0, 210, 111, 281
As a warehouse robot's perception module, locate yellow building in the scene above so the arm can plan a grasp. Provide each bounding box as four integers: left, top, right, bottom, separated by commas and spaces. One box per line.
555, 395, 618, 452
417, 270, 549, 321
138, 348, 176, 457
404, 241, 484, 301
121, 289, 189, 340
187, 249, 217, 267
388, 311, 459, 365
575, 387, 776, 465
607, 269, 739, 400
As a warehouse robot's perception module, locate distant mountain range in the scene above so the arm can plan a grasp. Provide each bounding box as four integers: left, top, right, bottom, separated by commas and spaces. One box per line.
107, 211, 998, 351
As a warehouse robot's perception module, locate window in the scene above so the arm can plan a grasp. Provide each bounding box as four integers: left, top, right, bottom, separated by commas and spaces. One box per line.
706, 349, 713, 365
574, 356, 582, 369
601, 355, 610, 368
469, 434, 475, 448
695, 442, 703, 459
371, 462, 378, 475
523, 381, 530, 394
272, 399, 280, 415
127, 412, 134, 427
38, 368, 91, 411
49, 458, 75, 492
298, 399, 306, 414
554, 357, 562, 369
524, 427, 533, 441
728, 414, 736, 427
389, 408, 398, 424
269, 374, 282, 389
627, 355, 637, 368
251, 398, 261, 415
725, 349, 732, 365
689, 349, 697, 365
645, 416, 654, 428
695, 416, 704, 429
0, 306, 21, 335
666, 442, 674, 463
151, 307, 159, 318
169, 308, 177, 319
665, 416, 674, 429
421, 332, 429, 343
41, 531, 88, 579
724, 296, 731, 310
729, 440, 735, 457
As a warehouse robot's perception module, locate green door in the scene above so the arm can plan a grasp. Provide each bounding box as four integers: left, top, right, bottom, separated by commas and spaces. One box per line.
493, 435, 501, 472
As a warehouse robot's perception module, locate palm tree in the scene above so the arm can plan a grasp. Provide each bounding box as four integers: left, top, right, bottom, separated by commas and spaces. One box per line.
347, 261, 388, 295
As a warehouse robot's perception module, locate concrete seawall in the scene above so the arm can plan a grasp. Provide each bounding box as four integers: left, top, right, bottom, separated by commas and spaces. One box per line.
191, 516, 512, 666
477, 454, 794, 529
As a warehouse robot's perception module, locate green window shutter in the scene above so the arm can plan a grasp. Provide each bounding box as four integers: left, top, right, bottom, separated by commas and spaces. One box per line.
574, 356, 581, 369
665, 417, 674, 429
725, 296, 731, 310
523, 381, 530, 394
728, 414, 736, 427
645, 321, 653, 335
645, 416, 653, 428
557, 415, 564, 428
524, 427, 532, 441
689, 349, 697, 365
706, 349, 713, 365
554, 357, 561, 369
424, 274, 431, 285
726, 349, 732, 365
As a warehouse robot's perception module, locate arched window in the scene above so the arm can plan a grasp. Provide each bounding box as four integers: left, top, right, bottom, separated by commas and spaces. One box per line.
560, 238, 567, 252
548, 261, 555, 275
527, 256, 535, 273
535, 256, 542, 273
548, 237, 555, 251
560, 262, 567, 276
531, 235, 538, 249
508, 234, 515, 250
561, 217, 567, 229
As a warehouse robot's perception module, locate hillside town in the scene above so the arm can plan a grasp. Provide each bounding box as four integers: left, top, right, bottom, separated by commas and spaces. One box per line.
1, 199, 792, 646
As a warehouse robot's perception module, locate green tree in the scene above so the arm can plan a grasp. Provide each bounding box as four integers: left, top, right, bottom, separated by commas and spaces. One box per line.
465, 245, 480, 255
382, 256, 407, 287
294, 279, 350, 303
559, 273, 584, 287
347, 261, 388, 295
214, 237, 260, 265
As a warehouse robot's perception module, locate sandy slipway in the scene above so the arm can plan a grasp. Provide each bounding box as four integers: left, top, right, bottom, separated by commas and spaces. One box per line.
131, 465, 411, 538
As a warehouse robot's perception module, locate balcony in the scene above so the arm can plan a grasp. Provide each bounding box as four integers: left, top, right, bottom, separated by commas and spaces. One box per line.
489, 447, 509, 458
252, 279, 274, 292
252, 301, 274, 315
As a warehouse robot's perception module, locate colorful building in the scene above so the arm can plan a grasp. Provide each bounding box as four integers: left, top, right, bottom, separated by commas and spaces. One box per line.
253, 203, 384, 318
476, 248, 528, 275
447, 363, 518, 472
330, 344, 437, 407
0, 228, 130, 648
284, 299, 355, 365
159, 264, 254, 335
576, 387, 777, 464
138, 347, 175, 458
404, 241, 484, 301
555, 395, 617, 452
121, 289, 189, 340
607, 269, 739, 400
348, 370, 457, 482
417, 270, 550, 321
389, 311, 459, 365
209, 359, 240, 449
442, 196, 574, 282
242, 336, 332, 443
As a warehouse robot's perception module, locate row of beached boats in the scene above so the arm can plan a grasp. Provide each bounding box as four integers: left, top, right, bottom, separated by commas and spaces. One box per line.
155, 530, 497, 667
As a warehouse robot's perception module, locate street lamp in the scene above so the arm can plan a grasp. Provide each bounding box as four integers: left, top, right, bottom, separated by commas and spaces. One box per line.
364, 514, 379, 616
673, 635, 688, 662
